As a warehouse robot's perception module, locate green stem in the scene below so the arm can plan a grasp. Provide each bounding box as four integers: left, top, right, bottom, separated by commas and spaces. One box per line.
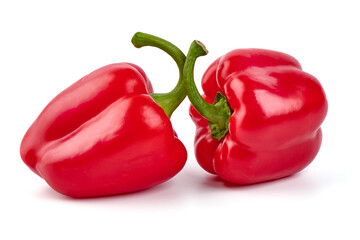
184, 41, 231, 141
131, 32, 186, 118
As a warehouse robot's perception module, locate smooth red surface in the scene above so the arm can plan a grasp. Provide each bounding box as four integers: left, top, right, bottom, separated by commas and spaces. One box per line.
21, 63, 186, 197
190, 49, 327, 184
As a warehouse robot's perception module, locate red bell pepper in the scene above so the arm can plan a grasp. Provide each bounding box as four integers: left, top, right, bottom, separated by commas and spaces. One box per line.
184, 41, 328, 184
20, 33, 187, 197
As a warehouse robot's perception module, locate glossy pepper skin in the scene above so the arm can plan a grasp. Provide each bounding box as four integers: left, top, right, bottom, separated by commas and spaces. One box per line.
187, 45, 328, 184
20, 33, 187, 197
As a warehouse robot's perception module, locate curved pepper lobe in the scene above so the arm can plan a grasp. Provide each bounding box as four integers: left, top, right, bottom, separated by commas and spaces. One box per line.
189, 95, 221, 174
20, 63, 151, 175
225, 66, 328, 150
36, 94, 186, 197
213, 129, 323, 184
216, 48, 302, 89
201, 57, 221, 100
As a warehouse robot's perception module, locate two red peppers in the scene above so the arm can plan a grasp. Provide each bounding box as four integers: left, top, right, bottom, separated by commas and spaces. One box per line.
20, 33, 328, 197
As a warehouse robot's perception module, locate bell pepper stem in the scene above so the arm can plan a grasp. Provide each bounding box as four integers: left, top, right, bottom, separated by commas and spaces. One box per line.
131, 32, 186, 118
184, 41, 231, 141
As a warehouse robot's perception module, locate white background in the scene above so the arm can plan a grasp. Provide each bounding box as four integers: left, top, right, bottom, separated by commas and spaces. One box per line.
1, 0, 359, 239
